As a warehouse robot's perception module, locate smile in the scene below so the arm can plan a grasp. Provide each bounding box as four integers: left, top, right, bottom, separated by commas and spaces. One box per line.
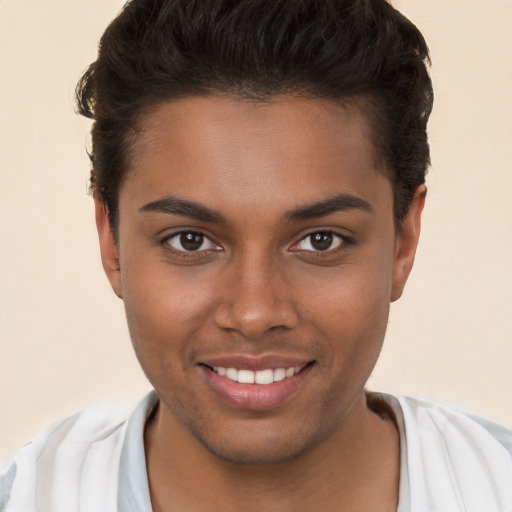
201, 361, 314, 410
211, 365, 306, 385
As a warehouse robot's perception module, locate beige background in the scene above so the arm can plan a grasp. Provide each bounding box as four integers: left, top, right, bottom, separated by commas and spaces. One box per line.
1, 0, 511, 465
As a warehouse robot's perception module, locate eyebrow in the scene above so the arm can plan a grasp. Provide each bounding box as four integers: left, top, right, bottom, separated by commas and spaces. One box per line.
285, 194, 374, 221
140, 196, 226, 223
139, 192, 373, 224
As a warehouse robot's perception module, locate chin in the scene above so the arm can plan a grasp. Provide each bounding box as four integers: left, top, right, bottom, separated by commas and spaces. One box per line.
198, 437, 312, 466
185, 417, 323, 466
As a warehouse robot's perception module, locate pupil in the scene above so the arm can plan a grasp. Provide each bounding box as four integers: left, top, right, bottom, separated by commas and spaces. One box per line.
311, 232, 333, 251
180, 232, 204, 251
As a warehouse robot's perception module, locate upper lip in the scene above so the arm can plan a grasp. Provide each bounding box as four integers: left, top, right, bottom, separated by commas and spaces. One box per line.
199, 354, 314, 371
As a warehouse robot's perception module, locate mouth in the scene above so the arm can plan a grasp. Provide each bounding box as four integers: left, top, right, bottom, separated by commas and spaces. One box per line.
199, 360, 315, 410
205, 364, 307, 385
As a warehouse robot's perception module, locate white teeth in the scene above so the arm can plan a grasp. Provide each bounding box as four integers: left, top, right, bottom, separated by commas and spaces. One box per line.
237, 369, 255, 384
255, 369, 274, 385
226, 368, 238, 381
273, 368, 286, 382
211, 365, 306, 384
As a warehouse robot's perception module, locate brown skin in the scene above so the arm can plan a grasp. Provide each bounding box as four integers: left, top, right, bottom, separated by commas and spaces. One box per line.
96, 96, 425, 511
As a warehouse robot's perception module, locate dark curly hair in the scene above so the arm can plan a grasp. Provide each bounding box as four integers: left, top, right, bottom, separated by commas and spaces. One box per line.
76, 0, 433, 241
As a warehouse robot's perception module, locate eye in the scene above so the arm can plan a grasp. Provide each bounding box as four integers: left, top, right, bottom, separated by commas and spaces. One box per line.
165, 231, 219, 252
294, 231, 344, 252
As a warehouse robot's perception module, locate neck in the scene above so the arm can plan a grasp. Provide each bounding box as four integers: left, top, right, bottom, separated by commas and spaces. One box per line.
145, 392, 400, 512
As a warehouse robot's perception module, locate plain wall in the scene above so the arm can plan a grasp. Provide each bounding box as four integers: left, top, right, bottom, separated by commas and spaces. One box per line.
1, 0, 511, 465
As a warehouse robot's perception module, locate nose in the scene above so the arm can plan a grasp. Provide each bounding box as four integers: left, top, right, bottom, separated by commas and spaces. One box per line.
213, 251, 299, 339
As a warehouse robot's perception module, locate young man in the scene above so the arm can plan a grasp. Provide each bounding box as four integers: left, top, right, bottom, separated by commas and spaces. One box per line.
1, 0, 511, 511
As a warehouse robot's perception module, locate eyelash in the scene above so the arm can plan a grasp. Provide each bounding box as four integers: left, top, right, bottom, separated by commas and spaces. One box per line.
161, 229, 352, 257
162, 230, 221, 257
292, 231, 350, 253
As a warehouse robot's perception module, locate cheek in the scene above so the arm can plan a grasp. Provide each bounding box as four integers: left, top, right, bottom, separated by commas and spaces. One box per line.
119, 257, 217, 367
307, 249, 393, 325
308, 282, 390, 425
304, 250, 394, 372
121, 237, 217, 319
316, 281, 390, 363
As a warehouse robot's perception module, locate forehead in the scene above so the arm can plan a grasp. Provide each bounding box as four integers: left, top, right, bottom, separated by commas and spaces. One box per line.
121, 95, 392, 219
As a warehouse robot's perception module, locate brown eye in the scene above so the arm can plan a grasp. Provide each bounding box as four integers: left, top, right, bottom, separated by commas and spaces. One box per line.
311, 232, 334, 251
166, 231, 217, 252
295, 231, 343, 252
180, 232, 204, 251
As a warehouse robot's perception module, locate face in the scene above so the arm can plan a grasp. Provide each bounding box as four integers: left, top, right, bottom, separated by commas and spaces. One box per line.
96, 95, 423, 465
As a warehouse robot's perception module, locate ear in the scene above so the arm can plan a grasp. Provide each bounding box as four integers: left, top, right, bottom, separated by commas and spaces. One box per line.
391, 185, 426, 302
94, 197, 123, 299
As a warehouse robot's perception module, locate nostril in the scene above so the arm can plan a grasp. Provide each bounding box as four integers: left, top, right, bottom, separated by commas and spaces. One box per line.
213, 295, 299, 338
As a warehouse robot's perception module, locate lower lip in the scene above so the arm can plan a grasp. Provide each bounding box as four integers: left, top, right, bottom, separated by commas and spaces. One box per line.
200, 364, 314, 411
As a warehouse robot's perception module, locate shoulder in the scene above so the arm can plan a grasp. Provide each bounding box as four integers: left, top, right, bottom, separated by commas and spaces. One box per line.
396, 395, 512, 454
378, 393, 512, 511
395, 395, 512, 467
1, 399, 135, 512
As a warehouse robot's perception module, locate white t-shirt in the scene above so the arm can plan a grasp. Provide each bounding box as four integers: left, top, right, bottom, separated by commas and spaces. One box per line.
1, 391, 511, 512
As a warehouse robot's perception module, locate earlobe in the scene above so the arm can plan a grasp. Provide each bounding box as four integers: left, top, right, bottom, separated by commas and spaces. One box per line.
94, 197, 123, 299
391, 185, 426, 302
